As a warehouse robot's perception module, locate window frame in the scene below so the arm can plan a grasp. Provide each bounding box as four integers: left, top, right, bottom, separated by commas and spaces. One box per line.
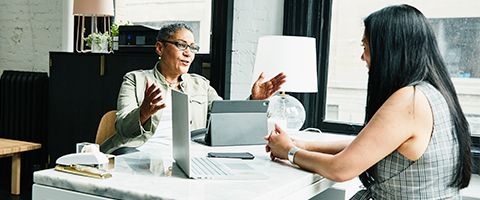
283, 0, 362, 135
289, 0, 480, 138
316, 1, 363, 135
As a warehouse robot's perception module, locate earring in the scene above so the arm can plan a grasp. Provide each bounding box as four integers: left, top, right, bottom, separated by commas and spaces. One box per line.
158, 56, 161, 60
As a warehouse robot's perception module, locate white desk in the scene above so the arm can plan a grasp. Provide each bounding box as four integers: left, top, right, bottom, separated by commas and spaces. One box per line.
32, 132, 352, 200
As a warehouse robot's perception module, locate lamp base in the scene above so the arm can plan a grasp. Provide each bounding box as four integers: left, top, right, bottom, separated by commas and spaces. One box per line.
267, 93, 306, 131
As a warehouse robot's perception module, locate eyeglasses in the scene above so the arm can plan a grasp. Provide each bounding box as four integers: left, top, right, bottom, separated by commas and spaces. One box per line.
162, 40, 200, 53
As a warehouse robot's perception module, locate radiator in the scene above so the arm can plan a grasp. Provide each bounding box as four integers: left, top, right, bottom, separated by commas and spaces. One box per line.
0, 70, 48, 194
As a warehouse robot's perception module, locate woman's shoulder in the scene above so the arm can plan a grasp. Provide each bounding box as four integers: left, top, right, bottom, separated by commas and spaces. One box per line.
387, 86, 416, 104
382, 85, 432, 127
183, 73, 210, 84
120, 69, 155, 87
388, 84, 431, 105
122, 69, 156, 83
381, 85, 431, 120
124, 69, 153, 77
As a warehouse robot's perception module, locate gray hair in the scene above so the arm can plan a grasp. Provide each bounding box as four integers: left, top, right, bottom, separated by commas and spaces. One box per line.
156, 23, 193, 41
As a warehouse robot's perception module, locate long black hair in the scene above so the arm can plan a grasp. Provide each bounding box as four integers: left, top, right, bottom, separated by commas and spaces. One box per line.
359, 4, 471, 189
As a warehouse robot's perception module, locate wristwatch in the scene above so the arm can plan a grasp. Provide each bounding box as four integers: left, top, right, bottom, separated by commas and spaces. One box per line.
287, 146, 300, 164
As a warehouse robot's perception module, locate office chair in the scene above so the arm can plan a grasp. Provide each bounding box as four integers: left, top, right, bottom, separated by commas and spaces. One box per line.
95, 110, 117, 144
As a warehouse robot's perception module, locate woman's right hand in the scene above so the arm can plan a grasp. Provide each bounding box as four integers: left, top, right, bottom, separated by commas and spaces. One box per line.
139, 80, 166, 124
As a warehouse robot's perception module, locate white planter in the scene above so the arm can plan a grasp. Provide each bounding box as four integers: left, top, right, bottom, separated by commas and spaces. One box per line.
91, 37, 109, 53
112, 36, 119, 51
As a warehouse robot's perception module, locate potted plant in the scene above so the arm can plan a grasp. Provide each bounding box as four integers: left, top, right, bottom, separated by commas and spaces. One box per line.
111, 23, 119, 51
85, 32, 111, 53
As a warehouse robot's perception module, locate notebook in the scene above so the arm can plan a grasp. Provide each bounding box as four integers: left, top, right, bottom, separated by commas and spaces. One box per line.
171, 90, 267, 180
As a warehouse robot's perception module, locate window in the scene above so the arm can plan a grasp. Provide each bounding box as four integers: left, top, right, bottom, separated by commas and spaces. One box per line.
114, 0, 212, 53
326, 0, 480, 135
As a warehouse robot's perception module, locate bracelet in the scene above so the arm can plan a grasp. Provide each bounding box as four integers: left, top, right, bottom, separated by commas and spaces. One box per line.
287, 146, 300, 164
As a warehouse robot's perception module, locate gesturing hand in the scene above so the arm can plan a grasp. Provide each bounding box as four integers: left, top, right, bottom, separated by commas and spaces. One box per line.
139, 80, 166, 124
251, 72, 286, 100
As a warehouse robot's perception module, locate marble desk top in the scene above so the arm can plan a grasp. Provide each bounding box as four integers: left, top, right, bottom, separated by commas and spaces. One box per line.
34, 132, 349, 199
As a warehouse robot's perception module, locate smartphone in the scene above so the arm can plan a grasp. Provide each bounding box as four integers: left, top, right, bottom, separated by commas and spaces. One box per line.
207, 152, 255, 160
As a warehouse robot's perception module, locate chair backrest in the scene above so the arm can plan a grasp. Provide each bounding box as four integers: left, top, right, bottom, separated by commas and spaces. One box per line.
95, 110, 117, 144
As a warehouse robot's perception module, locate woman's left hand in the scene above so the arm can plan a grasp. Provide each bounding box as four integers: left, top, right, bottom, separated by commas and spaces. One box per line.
251, 72, 286, 100
264, 124, 294, 161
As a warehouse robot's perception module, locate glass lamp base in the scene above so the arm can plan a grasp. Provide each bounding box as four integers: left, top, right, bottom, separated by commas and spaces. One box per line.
267, 94, 306, 131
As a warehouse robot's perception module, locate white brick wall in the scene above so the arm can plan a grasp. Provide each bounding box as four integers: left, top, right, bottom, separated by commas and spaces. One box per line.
230, 0, 284, 99
0, 0, 64, 76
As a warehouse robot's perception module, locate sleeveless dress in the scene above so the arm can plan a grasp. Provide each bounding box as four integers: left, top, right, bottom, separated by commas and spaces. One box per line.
351, 82, 460, 199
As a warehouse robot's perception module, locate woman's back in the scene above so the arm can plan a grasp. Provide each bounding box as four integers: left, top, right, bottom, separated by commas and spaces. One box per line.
369, 82, 460, 199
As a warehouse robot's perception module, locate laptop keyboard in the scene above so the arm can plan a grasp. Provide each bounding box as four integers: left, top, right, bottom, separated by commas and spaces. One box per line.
191, 157, 232, 176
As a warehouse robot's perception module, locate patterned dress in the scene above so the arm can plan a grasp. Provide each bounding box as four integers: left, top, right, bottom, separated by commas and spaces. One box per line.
352, 82, 461, 199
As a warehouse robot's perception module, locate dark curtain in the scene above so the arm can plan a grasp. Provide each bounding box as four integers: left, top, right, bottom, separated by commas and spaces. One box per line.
210, 0, 234, 99
283, 0, 332, 129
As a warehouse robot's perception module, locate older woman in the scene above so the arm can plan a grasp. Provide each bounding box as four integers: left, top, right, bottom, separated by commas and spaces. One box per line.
101, 23, 286, 155
265, 5, 471, 199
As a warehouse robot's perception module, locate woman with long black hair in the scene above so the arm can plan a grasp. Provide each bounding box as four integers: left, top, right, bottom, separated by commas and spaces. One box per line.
265, 4, 471, 199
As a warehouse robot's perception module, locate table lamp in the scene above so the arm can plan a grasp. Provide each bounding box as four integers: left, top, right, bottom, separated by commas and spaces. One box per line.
73, 0, 114, 53
252, 35, 318, 131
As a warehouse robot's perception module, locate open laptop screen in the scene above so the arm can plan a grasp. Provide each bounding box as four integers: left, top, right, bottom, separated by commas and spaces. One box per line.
172, 90, 192, 176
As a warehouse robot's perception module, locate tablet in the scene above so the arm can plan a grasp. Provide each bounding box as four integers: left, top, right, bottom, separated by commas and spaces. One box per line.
205, 100, 269, 146
211, 100, 269, 113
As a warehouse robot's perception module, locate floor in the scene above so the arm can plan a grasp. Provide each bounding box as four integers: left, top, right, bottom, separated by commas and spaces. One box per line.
333, 174, 480, 200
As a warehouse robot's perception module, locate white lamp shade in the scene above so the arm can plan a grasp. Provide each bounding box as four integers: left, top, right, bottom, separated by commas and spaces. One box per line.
253, 36, 318, 93
73, 0, 114, 16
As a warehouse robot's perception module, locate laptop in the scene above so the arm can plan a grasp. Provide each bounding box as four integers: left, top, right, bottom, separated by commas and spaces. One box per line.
171, 90, 267, 180
193, 100, 269, 146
